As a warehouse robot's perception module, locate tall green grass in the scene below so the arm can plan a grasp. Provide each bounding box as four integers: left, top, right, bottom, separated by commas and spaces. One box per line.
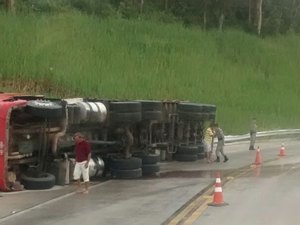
1, 11, 300, 134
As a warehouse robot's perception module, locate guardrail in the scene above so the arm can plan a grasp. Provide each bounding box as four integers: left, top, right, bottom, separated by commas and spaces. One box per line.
224, 129, 300, 143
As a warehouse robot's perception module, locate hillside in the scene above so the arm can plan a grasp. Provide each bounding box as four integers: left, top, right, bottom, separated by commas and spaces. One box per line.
1, 11, 300, 134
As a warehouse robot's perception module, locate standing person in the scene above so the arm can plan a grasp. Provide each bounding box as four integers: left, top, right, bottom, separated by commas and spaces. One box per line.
203, 123, 214, 163
249, 118, 257, 150
213, 123, 228, 162
73, 132, 91, 194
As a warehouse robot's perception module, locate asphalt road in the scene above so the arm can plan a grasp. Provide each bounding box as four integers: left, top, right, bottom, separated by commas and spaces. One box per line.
193, 161, 300, 225
1, 137, 300, 225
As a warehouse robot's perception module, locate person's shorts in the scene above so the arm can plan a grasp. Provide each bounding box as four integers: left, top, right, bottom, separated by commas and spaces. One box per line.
203, 141, 212, 153
73, 161, 89, 182
216, 142, 224, 152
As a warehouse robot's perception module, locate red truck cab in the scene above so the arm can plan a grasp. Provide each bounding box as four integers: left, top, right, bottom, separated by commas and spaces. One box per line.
0, 93, 27, 191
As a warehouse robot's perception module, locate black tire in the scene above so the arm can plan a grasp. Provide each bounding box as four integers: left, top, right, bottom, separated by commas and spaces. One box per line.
202, 104, 217, 113
142, 164, 160, 175
109, 102, 141, 113
197, 144, 206, 159
142, 111, 163, 121
140, 100, 163, 111
26, 100, 63, 119
178, 112, 209, 121
21, 173, 56, 190
141, 154, 160, 164
110, 112, 142, 124
197, 144, 205, 153
177, 145, 198, 155
174, 154, 198, 162
110, 157, 142, 170
177, 103, 204, 112
208, 112, 216, 121
111, 168, 142, 179
197, 152, 206, 159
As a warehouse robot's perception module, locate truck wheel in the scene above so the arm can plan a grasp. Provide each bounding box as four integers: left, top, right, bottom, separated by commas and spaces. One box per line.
109, 102, 141, 113
197, 144, 205, 152
26, 100, 63, 119
110, 157, 142, 170
202, 104, 217, 113
110, 112, 142, 124
21, 173, 55, 190
208, 112, 216, 121
140, 153, 160, 164
197, 152, 206, 159
111, 168, 142, 179
140, 100, 163, 111
178, 112, 209, 121
197, 144, 206, 159
177, 145, 198, 155
142, 111, 163, 121
177, 103, 204, 112
142, 164, 160, 175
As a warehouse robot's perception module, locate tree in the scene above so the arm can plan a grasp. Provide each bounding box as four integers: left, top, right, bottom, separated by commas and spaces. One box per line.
255, 0, 263, 35
5, 0, 15, 13
140, 0, 144, 14
216, 0, 232, 32
289, 0, 300, 32
165, 0, 168, 11
203, 0, 209, 29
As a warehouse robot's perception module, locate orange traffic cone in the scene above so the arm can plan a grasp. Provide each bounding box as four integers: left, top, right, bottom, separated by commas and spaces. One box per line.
278, 143, 286, 156
208, 172, 228, 207
253, 146, 262, 165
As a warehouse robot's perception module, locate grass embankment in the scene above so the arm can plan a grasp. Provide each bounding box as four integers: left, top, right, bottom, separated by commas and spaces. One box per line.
1, 11, 300, 134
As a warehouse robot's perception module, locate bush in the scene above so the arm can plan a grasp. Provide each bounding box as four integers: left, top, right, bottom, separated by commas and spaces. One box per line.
70, 0, 93, 14
94, 0, 116, 18
118, 0, 139, 19
15, 0, 116, 17
16, 0, 70, 13
142, 11, 180, 24
70, 0, 116, 18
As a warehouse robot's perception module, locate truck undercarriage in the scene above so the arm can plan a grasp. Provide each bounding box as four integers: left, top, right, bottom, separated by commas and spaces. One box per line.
0, 93, 216, 191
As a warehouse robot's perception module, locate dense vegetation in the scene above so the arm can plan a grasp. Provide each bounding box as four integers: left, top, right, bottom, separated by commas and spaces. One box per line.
0, 1, 300, 134
2, 0, 300, 35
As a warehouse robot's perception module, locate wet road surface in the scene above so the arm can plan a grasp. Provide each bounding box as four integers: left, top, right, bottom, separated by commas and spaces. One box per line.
192, 162, 300, 225
1, 138, 300, 225
1, 178, 211, 225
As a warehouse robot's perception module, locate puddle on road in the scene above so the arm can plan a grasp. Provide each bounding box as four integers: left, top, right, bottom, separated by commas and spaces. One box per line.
157, 169, 235, 179
241, 163, 300, 178
149, 162, 300, 179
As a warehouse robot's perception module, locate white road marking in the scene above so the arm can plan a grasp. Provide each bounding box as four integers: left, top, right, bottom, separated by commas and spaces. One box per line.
0, 181, 111, 223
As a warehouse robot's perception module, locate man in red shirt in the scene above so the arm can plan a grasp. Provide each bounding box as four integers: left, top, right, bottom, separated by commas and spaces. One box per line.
73, 132, 91, 194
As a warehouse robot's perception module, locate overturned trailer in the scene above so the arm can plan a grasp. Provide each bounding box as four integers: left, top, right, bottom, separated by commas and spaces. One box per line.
0, 93, 216, 191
